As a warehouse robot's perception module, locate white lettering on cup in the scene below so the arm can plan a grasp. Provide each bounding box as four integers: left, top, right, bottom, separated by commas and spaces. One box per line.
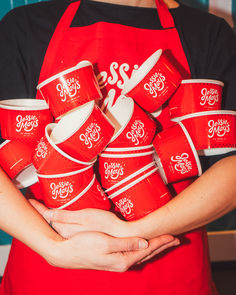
104, 162, 124, 180
126, 120, 145, 146
97, 184, 107, 200
200, 88, 219, 106
115, 197, 134, 217
16, 115, 39, 132
36, 138, 48, 159
143, 72, 166, 98
50, 181, 74, 200
56, 77, 81, 102
208, 119, 230, 138
171, 153, 192, 174
79, 122, 101, 149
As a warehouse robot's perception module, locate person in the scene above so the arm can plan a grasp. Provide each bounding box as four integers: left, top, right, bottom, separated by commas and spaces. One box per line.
0, 0, 235, 294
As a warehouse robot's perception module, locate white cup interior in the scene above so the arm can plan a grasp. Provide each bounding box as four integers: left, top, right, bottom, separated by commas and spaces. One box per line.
181, 79, 224, 87
106, 97, 134, 143
50, 101, 95, 144
0, 99, 49, 111
37, 60, 92, 89
171, 110, 236, 122
13, 164, 38, 189
121, 49, 162, 95
104, 144, 153, 152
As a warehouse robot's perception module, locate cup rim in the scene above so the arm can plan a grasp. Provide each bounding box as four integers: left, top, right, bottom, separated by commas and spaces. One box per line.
108, 167, 158, 199
36, 60, 92, 89
57, 174, 96, 210
105, 161, 156, 194
50, 101, 95, 144
37, 163, 93, 179
121, 49, 162, 96
0, 140, 11, 149
45, 123, 96, 165
178, 122, 202, 176
104, 144, 153, 152
171, 110, 236, 122
107, 97, 134, 143
100, 150, 154, 159
198, 147, 236, 156
0, 99, 49, 111
181, 79, 224, 87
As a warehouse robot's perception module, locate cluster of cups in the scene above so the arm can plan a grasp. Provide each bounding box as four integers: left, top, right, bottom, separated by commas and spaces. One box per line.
0, 49, 235, 221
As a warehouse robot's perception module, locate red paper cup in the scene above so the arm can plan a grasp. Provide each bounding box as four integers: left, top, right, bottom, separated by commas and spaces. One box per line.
0, 99, 53, 141
99, 150, 155, 189
173, 111, 236, 156
0, 140, 38, 188
37, 61, 103, 118
50, 102, 115, 162
33, 123, 96, 174
153, 122, 202, 183
121, 49, 182, 113
37, 165, 94, 208
169, 79, 224, 118
57, 175, 111, 211
108, 167, 171, 221
106, 97, 157, 148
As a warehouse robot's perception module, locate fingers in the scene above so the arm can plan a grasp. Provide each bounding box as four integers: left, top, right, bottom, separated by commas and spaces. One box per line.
136, 237, 180, 265
108, 236, 149, 252
51, 222, 83, 239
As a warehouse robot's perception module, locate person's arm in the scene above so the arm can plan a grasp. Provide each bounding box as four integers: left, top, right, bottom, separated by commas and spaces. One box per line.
0, 167, 179, 271
32, 155, 236, 240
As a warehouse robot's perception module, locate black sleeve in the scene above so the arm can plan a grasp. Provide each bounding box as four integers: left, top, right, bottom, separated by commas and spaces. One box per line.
173, 6, 236, 171
0, 8, 30, 99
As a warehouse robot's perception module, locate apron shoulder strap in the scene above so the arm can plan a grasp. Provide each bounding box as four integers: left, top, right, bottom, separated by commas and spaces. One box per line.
155, 0, 175, 29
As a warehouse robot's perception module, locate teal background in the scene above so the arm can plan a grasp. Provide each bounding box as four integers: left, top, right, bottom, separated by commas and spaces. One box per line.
0, 0, 235, 244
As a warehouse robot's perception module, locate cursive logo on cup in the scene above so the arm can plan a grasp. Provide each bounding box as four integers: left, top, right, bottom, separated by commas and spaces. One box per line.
104, 162, 124, 180
171, 153, 192, 174
36, 137, 48, 159
208, 119, 230, 138
200, 88, 219, 106
144, 72, 166, 98
115, 197, 134, 217
79, 122, 101, 149
50, 181, 73, 200
16, 115, 39, 133
126, 120, 145, 146
56, 77, 81, 102
97, 184, 107, 201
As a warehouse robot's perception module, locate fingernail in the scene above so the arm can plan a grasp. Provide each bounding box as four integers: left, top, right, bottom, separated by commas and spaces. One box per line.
173, 239, 180, 246
138, 240, 148, 249
43, 210, 53, 220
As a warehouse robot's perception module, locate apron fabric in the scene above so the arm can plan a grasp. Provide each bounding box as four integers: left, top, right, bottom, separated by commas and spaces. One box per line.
0, 1, 217, 294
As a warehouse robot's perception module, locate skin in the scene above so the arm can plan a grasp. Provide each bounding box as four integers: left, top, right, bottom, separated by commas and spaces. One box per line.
31, 155, 236, 264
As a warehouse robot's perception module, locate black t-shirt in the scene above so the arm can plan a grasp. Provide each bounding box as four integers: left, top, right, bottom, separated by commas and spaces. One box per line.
0, 0, 235, 169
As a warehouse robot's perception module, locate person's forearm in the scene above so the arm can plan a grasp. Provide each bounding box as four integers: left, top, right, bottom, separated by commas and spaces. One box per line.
0, 169, 63, 260
128, 155, 236, 239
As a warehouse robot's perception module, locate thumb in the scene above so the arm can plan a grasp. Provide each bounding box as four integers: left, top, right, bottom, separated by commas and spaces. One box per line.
109, 236, 148, 252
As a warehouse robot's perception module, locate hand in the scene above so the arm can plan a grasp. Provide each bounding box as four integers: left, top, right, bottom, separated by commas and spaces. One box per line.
48, 231, 179, 272
29, 199, 130, 238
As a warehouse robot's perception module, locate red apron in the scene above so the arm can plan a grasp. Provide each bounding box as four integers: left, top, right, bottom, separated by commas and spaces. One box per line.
0, 1, 218, 294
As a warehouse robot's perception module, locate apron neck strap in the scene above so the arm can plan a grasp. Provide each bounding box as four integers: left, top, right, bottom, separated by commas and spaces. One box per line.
155, 0, 175, 29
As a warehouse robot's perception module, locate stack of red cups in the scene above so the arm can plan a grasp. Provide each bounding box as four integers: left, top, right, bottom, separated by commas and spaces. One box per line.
34, 60, 113, 210
0, 99, 53, 189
